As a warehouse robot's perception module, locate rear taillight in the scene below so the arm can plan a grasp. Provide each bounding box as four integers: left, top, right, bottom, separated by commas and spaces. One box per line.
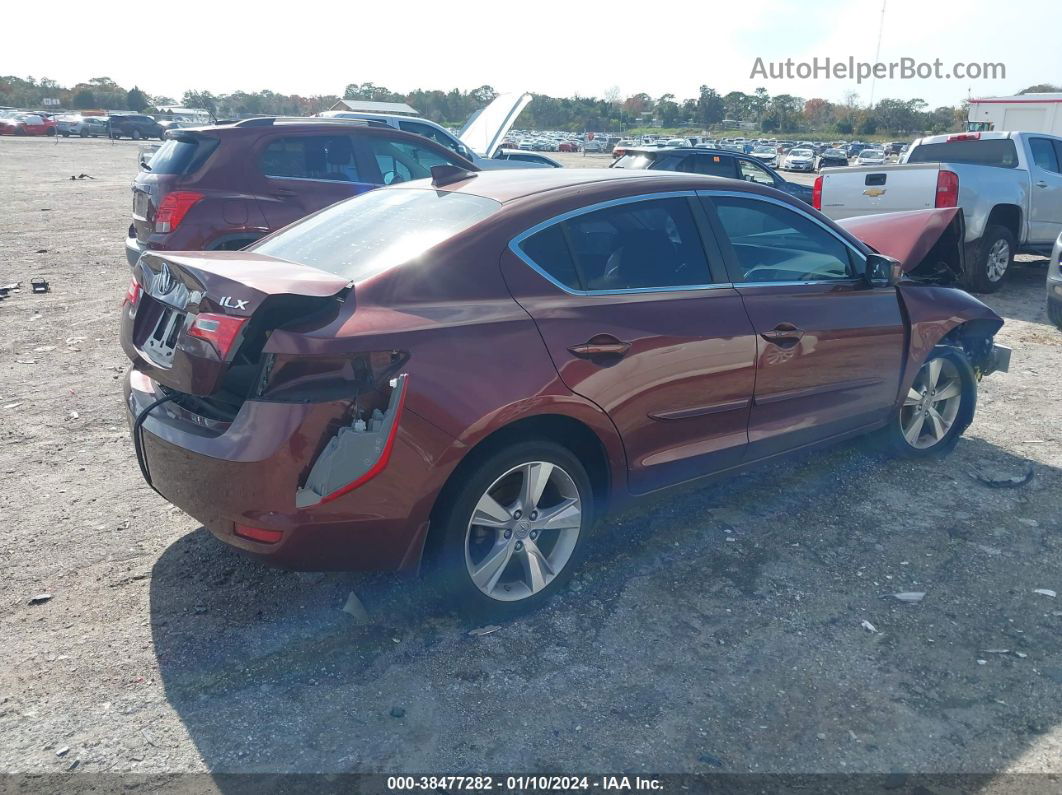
812, 175, 823, 210
187, 312, 247, 359
935, 170, 959, 208
947, 132, 980, 142
124, 278, 142, 311
154, 191, 204, 233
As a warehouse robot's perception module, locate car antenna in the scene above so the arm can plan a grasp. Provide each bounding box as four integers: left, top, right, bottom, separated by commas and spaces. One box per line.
430, 164, 477, 187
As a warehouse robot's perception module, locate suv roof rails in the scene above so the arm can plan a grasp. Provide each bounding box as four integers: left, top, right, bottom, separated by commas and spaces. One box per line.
230, 116, 377, 128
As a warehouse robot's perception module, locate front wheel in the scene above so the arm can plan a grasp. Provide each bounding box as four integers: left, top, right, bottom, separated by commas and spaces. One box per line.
433, 441, 593, 618
878, 348, 976, 458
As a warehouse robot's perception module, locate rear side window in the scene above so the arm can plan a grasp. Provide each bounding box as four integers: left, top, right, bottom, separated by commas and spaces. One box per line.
1029, 138, 1061, 173
252, 188, 500, 281
260, 135, 361, 182
710, 196, 854, 283
517, 197, 712, 292
906, 139, 1018, 168
148, 138, 219, 175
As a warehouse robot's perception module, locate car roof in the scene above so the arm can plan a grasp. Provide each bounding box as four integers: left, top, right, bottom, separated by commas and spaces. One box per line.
399, 167, 763, 205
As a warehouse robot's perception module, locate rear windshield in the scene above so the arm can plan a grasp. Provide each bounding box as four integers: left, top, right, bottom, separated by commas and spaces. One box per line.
611, 154, 655, 169
147, 137, 218, 175
252, 188, 501, 281
906, 139, 1018, 168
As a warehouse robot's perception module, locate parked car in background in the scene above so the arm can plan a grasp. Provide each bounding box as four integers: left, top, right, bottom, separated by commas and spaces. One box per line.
125, 118, 477, 266
109, 114, 165, 140
816, 131, 1062, 291
317, 92, 533, 170
57, 114, 108, 138
557, 141, 579, 152
750, 146, 779, 167
0, 112, 56, 136
847, 142, 871, 157
885, 141, 909, 156
856, 148, 886, 166
493, 149, 561, 167
1047, 230, 1062, 328
611, 146, 814, 204
782, 148, 816, 172
121, 168, 1008, 616
816, 148, 849, 170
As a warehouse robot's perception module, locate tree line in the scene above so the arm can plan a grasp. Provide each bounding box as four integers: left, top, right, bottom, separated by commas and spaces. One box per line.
3, 75, 1058, 136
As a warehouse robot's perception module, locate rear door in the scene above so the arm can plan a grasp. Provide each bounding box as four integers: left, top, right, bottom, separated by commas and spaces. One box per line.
702, 191, 905, 459
250, 132, 379, 232
1026, 136, 1062, 245
501, 193, 758, 494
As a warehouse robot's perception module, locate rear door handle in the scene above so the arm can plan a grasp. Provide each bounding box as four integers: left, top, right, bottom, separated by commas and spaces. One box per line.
760, 323, 804, 343
1035, 180, 1049, 188
568, 336, 632, 358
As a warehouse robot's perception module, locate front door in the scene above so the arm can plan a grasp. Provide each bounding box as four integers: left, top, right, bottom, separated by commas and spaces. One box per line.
702, 192, 906, 459
1027, 137, 1062, 246
501, 194, 758, 494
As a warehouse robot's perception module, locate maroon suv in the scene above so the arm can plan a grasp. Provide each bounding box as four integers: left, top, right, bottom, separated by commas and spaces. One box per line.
125, 118, 475, 266
121, 167, 1009, 617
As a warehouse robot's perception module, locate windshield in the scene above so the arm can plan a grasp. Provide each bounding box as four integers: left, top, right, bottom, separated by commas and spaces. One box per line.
790, 149, 813, 157
611, 154, 655, 169
253, 188, 501, 282
862, 150, 884, 157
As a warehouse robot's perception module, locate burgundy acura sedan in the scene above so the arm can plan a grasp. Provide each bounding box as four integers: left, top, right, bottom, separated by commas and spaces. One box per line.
122, 167, 1009, 616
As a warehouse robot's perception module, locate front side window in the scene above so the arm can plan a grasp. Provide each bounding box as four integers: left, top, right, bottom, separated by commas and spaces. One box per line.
398, 120, 461, 153
260, 135, 361, 182
364, 137, 459, 184
710, 196, 855, 283
737, 159, 776, 186
517, 197, 712, 292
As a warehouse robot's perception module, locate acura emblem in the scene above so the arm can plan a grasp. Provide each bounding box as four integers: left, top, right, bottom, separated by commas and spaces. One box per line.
152, 262, 176, 295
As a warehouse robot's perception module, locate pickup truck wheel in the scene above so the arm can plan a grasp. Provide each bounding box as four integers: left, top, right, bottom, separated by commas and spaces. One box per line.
879, 348, 976, 459
432, 441, 593, 619
1048, 299, 1062, 330
967, 226, 1015, 293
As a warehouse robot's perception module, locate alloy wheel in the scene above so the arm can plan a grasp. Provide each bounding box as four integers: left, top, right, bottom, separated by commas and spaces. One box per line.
900, 357, 963, 449
464, 461, 583, 602
986, 238, 1010, 282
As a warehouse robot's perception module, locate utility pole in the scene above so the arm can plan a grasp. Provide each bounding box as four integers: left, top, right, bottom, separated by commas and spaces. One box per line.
868, 0, 887, 108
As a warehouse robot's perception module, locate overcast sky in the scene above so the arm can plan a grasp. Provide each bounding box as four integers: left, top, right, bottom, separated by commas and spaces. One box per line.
4, 0, 1058, 107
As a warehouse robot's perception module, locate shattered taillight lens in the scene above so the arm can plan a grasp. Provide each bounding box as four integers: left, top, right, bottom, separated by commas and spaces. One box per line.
187, 313, 247, 359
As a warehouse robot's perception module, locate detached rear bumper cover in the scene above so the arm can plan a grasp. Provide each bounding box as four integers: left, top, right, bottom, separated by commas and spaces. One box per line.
124, 370, 454, 570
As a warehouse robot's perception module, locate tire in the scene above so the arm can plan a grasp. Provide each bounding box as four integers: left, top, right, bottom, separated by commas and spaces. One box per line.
432, 440, 594, 619
46, 128, 56, 137
131, 129, 142, 141
877, 347, 976, 458
1048, 298, 1062, 330
965, 225, 1015, 293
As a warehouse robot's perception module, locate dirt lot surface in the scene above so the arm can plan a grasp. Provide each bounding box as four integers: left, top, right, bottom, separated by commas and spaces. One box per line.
2, 137, 1061, 776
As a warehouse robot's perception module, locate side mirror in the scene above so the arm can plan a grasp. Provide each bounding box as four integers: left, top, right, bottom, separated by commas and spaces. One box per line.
865, 253, 902, 287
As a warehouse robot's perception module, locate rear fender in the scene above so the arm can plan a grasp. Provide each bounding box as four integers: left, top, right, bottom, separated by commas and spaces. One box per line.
894, 284, 1004, 408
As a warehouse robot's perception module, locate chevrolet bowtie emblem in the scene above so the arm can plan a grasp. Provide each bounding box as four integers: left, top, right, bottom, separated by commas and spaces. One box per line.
863, 188, 886, 197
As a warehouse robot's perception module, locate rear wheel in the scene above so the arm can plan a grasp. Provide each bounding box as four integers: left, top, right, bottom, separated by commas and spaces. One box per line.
131, 129, 142, 141
434, 441, 593, 618
966, 225, 1014, 293
1048, 298, 1062, 330
878, 348, 976, 458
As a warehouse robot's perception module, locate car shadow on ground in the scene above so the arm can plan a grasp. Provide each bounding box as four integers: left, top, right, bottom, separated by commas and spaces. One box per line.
995, 260, 1052, 326
150, 434, 1062, 776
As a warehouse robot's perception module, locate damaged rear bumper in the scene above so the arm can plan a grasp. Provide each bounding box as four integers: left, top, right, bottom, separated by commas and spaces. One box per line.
124, 369, 454, 571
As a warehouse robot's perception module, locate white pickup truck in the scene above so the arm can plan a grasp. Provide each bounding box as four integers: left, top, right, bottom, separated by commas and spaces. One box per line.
813, 131, 1062, 291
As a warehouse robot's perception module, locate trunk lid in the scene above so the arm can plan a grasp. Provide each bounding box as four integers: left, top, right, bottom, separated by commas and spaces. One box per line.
121, 251, 350, 397
458, 92, 532, 158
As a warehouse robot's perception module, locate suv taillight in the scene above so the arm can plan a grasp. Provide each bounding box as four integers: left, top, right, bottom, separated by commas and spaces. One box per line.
155, 191, 204, 233
812, 175, 823, 210
935, 170, 959, 208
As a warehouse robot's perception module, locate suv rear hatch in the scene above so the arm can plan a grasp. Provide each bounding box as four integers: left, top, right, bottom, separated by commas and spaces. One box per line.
122, 251, 351, 412
131, 132, 219, 244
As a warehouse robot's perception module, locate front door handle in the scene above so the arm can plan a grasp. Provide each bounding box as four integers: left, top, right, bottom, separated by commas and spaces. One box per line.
568, 335, 632, 358
1035, 180, 1049, 188
760, 323, 805, 343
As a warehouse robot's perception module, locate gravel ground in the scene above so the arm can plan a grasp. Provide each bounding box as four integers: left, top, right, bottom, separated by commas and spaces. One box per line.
1, 136, 1061, 776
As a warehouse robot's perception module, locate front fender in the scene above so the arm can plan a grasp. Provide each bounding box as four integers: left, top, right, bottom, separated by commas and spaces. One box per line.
895, 283, 1004, 407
